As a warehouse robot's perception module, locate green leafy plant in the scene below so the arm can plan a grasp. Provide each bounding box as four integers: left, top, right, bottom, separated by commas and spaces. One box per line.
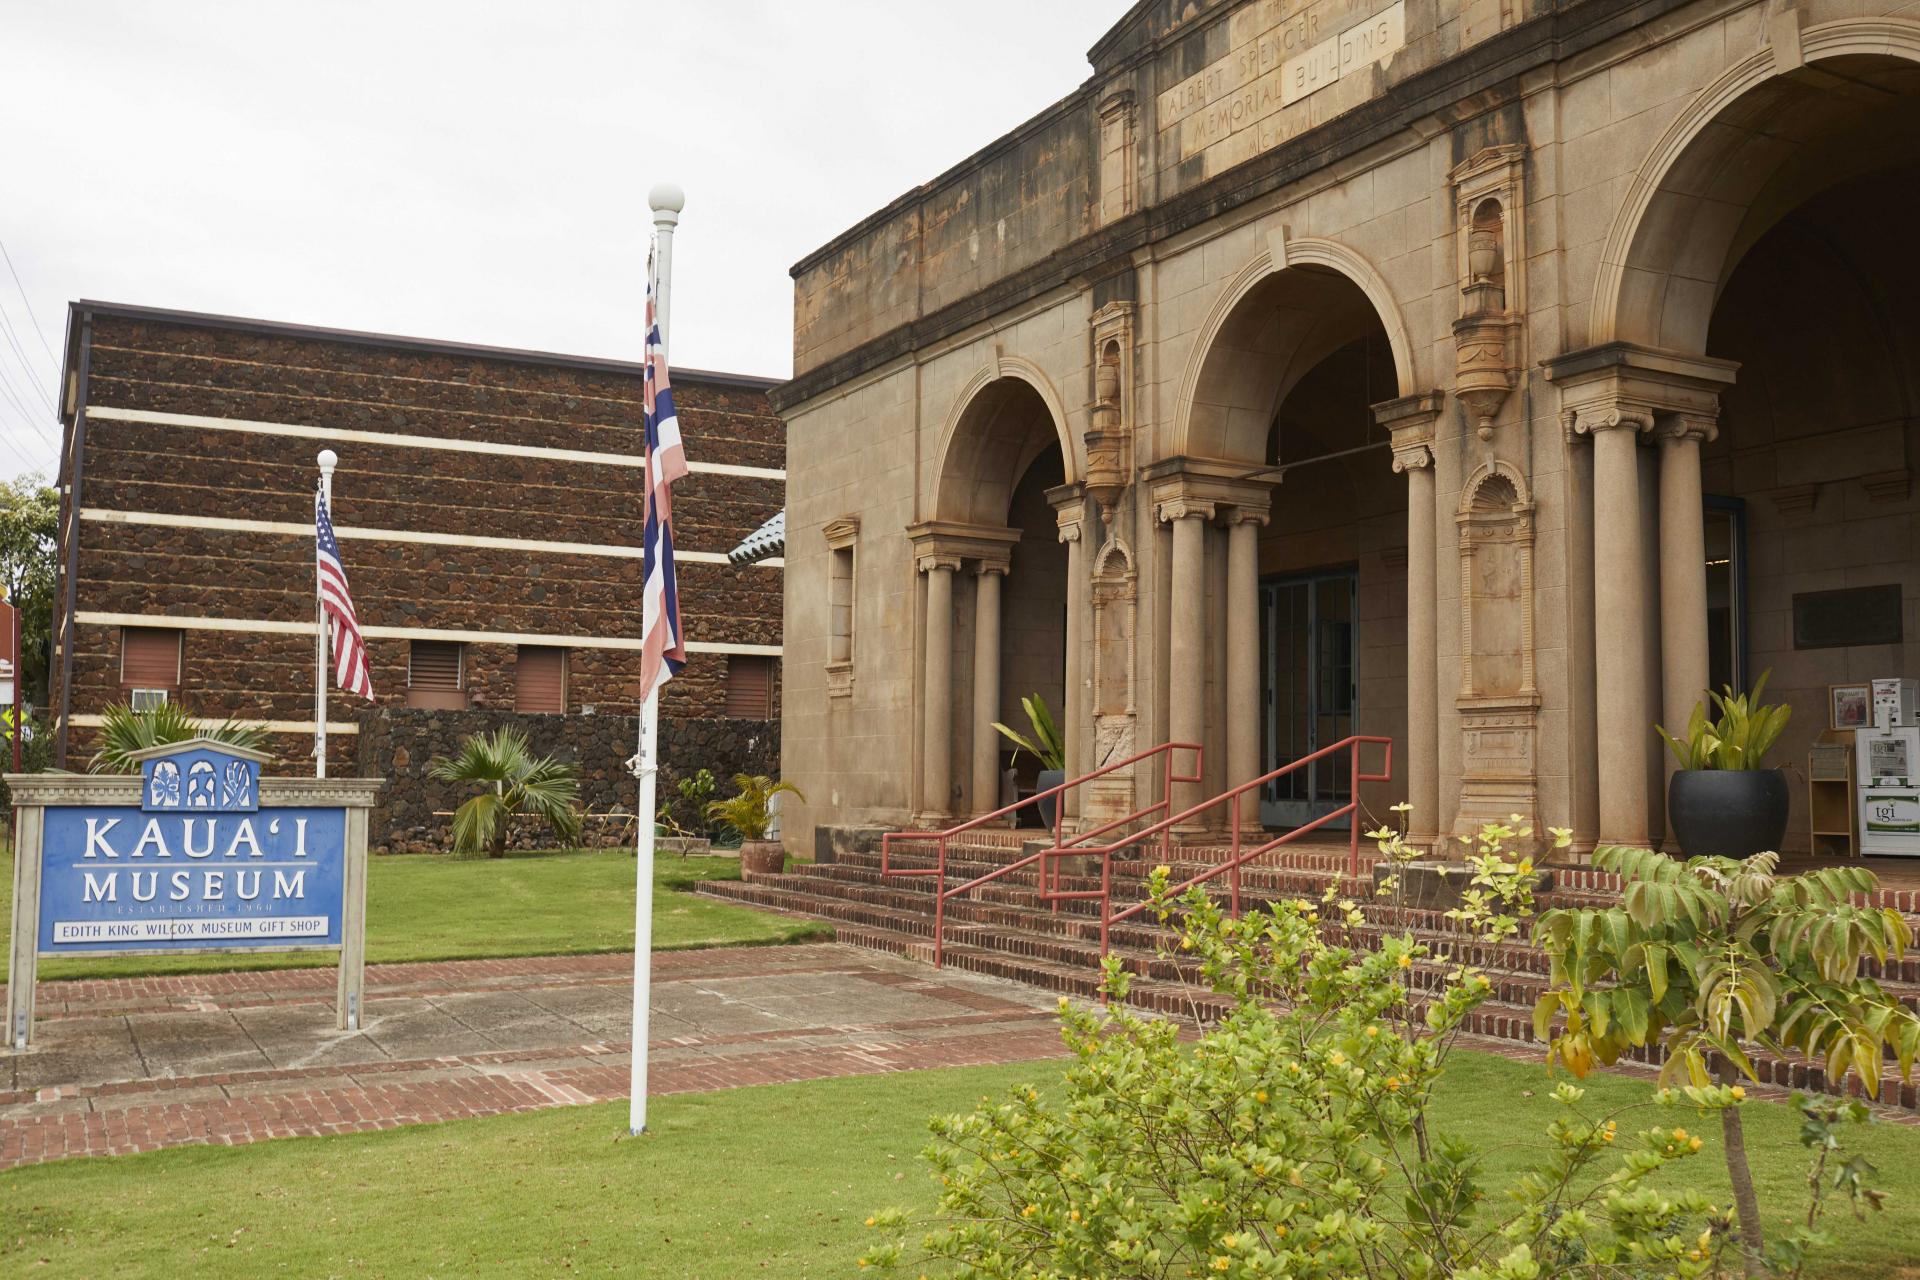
992, 692, 1065, 773
860, 819, 1857, 1279
1535, 845, 1918, 1274
428, 727, 581, 858
677, 767, 718, 836
705, 773, 804, 843
1656, 672, 1792, 772
88, 701, 268, 773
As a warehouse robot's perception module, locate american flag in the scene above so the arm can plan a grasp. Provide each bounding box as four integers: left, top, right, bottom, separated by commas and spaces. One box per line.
639, 250, 688, 701
315, 490, 374, 700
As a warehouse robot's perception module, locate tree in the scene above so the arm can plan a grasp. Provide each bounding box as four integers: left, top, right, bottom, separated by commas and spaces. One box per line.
1535, 846, 1920, 1276
88, 701, 268, 773
0, 476, 58, 706
428, 726, 581, 857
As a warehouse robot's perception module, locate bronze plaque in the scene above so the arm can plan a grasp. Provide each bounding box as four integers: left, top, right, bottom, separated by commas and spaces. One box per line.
1792, 585, 1904, 650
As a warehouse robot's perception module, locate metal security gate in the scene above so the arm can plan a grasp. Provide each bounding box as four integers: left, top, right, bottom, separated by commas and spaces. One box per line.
1259, 569, 1358, 829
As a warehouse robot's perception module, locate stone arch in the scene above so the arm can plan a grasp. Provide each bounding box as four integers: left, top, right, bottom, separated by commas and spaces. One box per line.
932, 355, 1075, 524
1591, 18, 1920, 353
1172, 235, 1417, 463
1457, 458, 1532, 517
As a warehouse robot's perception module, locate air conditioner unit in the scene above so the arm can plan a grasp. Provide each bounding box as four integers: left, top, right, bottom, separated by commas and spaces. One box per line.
129, 688, 170, 711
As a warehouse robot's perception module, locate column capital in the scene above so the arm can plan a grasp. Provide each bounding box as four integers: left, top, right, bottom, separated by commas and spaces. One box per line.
1222, 505, 1269, 528
905, 519, 1021, 572
1567, 403, 1655, 439
1544, 341, 1735, 444
1156, 496, 1216, 524
973, 559, 1010, 577
1658, 412, 1718, 446
1391, 440, 1434, 472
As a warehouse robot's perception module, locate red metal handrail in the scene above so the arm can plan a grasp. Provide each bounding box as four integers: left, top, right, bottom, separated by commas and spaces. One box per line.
879, 741, 1204, 967
1040, 735, 1392, 962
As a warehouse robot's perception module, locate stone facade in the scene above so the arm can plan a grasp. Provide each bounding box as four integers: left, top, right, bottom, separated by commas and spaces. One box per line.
53, 304, 785, 849
777, 0, 1920, 857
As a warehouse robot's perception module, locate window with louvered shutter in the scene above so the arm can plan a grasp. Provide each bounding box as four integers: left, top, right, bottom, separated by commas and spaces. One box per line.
121, 627, 182, 692
516, 646, 567, 714
724, 655, 774, 719
407, 640, 467, 710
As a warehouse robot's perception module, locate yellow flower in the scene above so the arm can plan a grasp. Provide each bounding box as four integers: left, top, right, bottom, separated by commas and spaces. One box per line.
1730, 1086, 1745, 1101
1385, 1076, 1402, 1091
1027, 1089, 1038, 1102
1673, 1128, 1688, 1142
1154, 864, 1172, 878
1252, 1163, 1266, 1176
1365, 1026, 1379, 1039
1022, 1204, 1037, 1218
1330, 1051, 1346, 1066
864, 1216, 876, 1227
1255, 1090, 1269, 1103
1601, 1130, 1614, 1143
1690, 1137, 1703, 1151
1287, 1062, 1301, 1074
1273, 1224, 1289, 1238
1224, 1234, 1239, 1249
1069, 1210, 1080, 1222
1397, 953, 1413, 969
1212, 1258, 1230, 1272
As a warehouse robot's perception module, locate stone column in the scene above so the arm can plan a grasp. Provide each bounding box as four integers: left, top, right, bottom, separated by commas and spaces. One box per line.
1588, 413, 1652, 845
1395, 443, 1439, 844
970, 564, 1006, 817
920, 555, 960, 821
1160, 498, 1214, 826
1225, 509, 1266, 828
1055, 494, 1088, 823
1658, 415, 1714, 760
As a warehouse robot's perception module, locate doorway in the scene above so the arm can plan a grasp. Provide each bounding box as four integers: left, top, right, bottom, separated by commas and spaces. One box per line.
1260, 568, 1358, 829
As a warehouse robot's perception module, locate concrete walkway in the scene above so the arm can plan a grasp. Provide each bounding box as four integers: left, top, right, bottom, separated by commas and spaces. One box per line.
0, 944, 1075, 1170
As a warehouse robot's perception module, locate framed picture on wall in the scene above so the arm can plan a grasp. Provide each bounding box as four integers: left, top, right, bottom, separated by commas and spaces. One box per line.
1830, 683, 1871, 730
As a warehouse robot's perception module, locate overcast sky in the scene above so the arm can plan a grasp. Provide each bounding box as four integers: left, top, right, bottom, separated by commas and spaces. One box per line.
0, 0, 1121, 480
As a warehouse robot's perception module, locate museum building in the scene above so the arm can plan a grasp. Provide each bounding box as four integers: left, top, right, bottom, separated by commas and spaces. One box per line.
772, 0, 1920, 856
51, 302, 786, 848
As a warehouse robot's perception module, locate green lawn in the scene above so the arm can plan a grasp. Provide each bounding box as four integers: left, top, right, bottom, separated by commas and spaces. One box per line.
1, 847, 830, 982
2, 1051, 1917, 1278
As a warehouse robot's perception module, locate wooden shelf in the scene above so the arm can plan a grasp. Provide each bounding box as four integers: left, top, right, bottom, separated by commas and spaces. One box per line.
1809, 732, 1857, 860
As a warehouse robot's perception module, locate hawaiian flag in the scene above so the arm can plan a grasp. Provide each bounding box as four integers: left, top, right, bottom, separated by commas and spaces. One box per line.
639, 248, 688, 702
315, 490, 374, 700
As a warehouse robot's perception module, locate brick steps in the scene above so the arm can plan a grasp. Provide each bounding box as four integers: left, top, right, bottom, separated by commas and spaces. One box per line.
699, 844, 1920, 1109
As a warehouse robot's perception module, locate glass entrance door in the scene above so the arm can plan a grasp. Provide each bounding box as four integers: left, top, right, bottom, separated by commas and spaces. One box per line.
1259, 569, 1358, 830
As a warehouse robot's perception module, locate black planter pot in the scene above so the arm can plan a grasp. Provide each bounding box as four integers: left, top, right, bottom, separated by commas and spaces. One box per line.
1666, 769, 1790, 858
1035, 769, 1066, 831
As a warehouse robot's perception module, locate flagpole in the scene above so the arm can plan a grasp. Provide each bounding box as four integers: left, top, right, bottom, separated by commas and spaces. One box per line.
315, 449, 337, 780
631, 182, 683, 1136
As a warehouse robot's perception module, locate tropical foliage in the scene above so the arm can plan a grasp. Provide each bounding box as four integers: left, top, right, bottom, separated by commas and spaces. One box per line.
863, 820, 1882, 1278
992, 692, 1066, 773
705, 772, 803, 843
428, 727, 580, 857
0, 476, 58, 705
1535, 844, 1918, 1273
1656, 672, 1791, 772
87, 701, 267, 773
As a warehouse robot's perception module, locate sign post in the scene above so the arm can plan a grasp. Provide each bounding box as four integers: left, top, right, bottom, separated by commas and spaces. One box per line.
5, 738, 381, 1050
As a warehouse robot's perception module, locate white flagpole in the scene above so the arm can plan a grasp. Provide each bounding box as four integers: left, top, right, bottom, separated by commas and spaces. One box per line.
630, 181, 683, 1135
315, 449, 337, 780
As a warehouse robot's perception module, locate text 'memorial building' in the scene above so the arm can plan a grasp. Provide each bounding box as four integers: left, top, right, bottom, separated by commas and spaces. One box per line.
774, 0, 1920, 855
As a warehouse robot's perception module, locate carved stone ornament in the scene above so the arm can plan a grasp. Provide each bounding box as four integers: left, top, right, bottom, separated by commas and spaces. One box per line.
1449, 146, 1528, 442
1453, 461, 1540, 837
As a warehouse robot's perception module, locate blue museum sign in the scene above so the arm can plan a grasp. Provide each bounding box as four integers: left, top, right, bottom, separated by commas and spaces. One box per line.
38, 743, 346, 954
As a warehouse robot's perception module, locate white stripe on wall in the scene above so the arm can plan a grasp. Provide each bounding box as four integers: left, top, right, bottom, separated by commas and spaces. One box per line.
86, 405, 787, 480
74, 611, 782, 656
68, 713, 361, 735
79, 508, 784, 569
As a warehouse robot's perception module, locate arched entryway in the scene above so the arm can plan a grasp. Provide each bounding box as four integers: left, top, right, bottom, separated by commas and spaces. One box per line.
1170, 246, 1432, 836
1560, 31, 1920, 851
913, 370, 1075, 821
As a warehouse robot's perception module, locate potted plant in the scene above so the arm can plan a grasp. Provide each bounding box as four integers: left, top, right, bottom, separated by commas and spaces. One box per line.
1655, 671, 1791, 857
707, 773, 805, 878
994, 694, 1067, 829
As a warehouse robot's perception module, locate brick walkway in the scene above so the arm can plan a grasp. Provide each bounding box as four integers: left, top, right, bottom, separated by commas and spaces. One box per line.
0, 944, 1074, 1171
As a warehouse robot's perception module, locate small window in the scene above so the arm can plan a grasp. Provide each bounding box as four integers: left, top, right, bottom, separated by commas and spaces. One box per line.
516, 646, 568, 714
129, 687, 170, 711
121, 627, 182, 694
407, 640, 467, 710
829, 545, 855, 666
724, 654, 775, 719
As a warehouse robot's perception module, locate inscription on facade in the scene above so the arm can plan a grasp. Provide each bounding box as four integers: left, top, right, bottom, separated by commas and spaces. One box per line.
1159, 0, 1408, 164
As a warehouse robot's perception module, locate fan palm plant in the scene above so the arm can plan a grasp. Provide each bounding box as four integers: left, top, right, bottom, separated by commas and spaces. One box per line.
705, 773, 805, 843
88, 701, 268, 773
428, 727, 581, 858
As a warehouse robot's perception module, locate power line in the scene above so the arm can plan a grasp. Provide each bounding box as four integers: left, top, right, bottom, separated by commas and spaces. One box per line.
0, 237, 58, 365
0, 305, 57, 419
0, 344, 58, 452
